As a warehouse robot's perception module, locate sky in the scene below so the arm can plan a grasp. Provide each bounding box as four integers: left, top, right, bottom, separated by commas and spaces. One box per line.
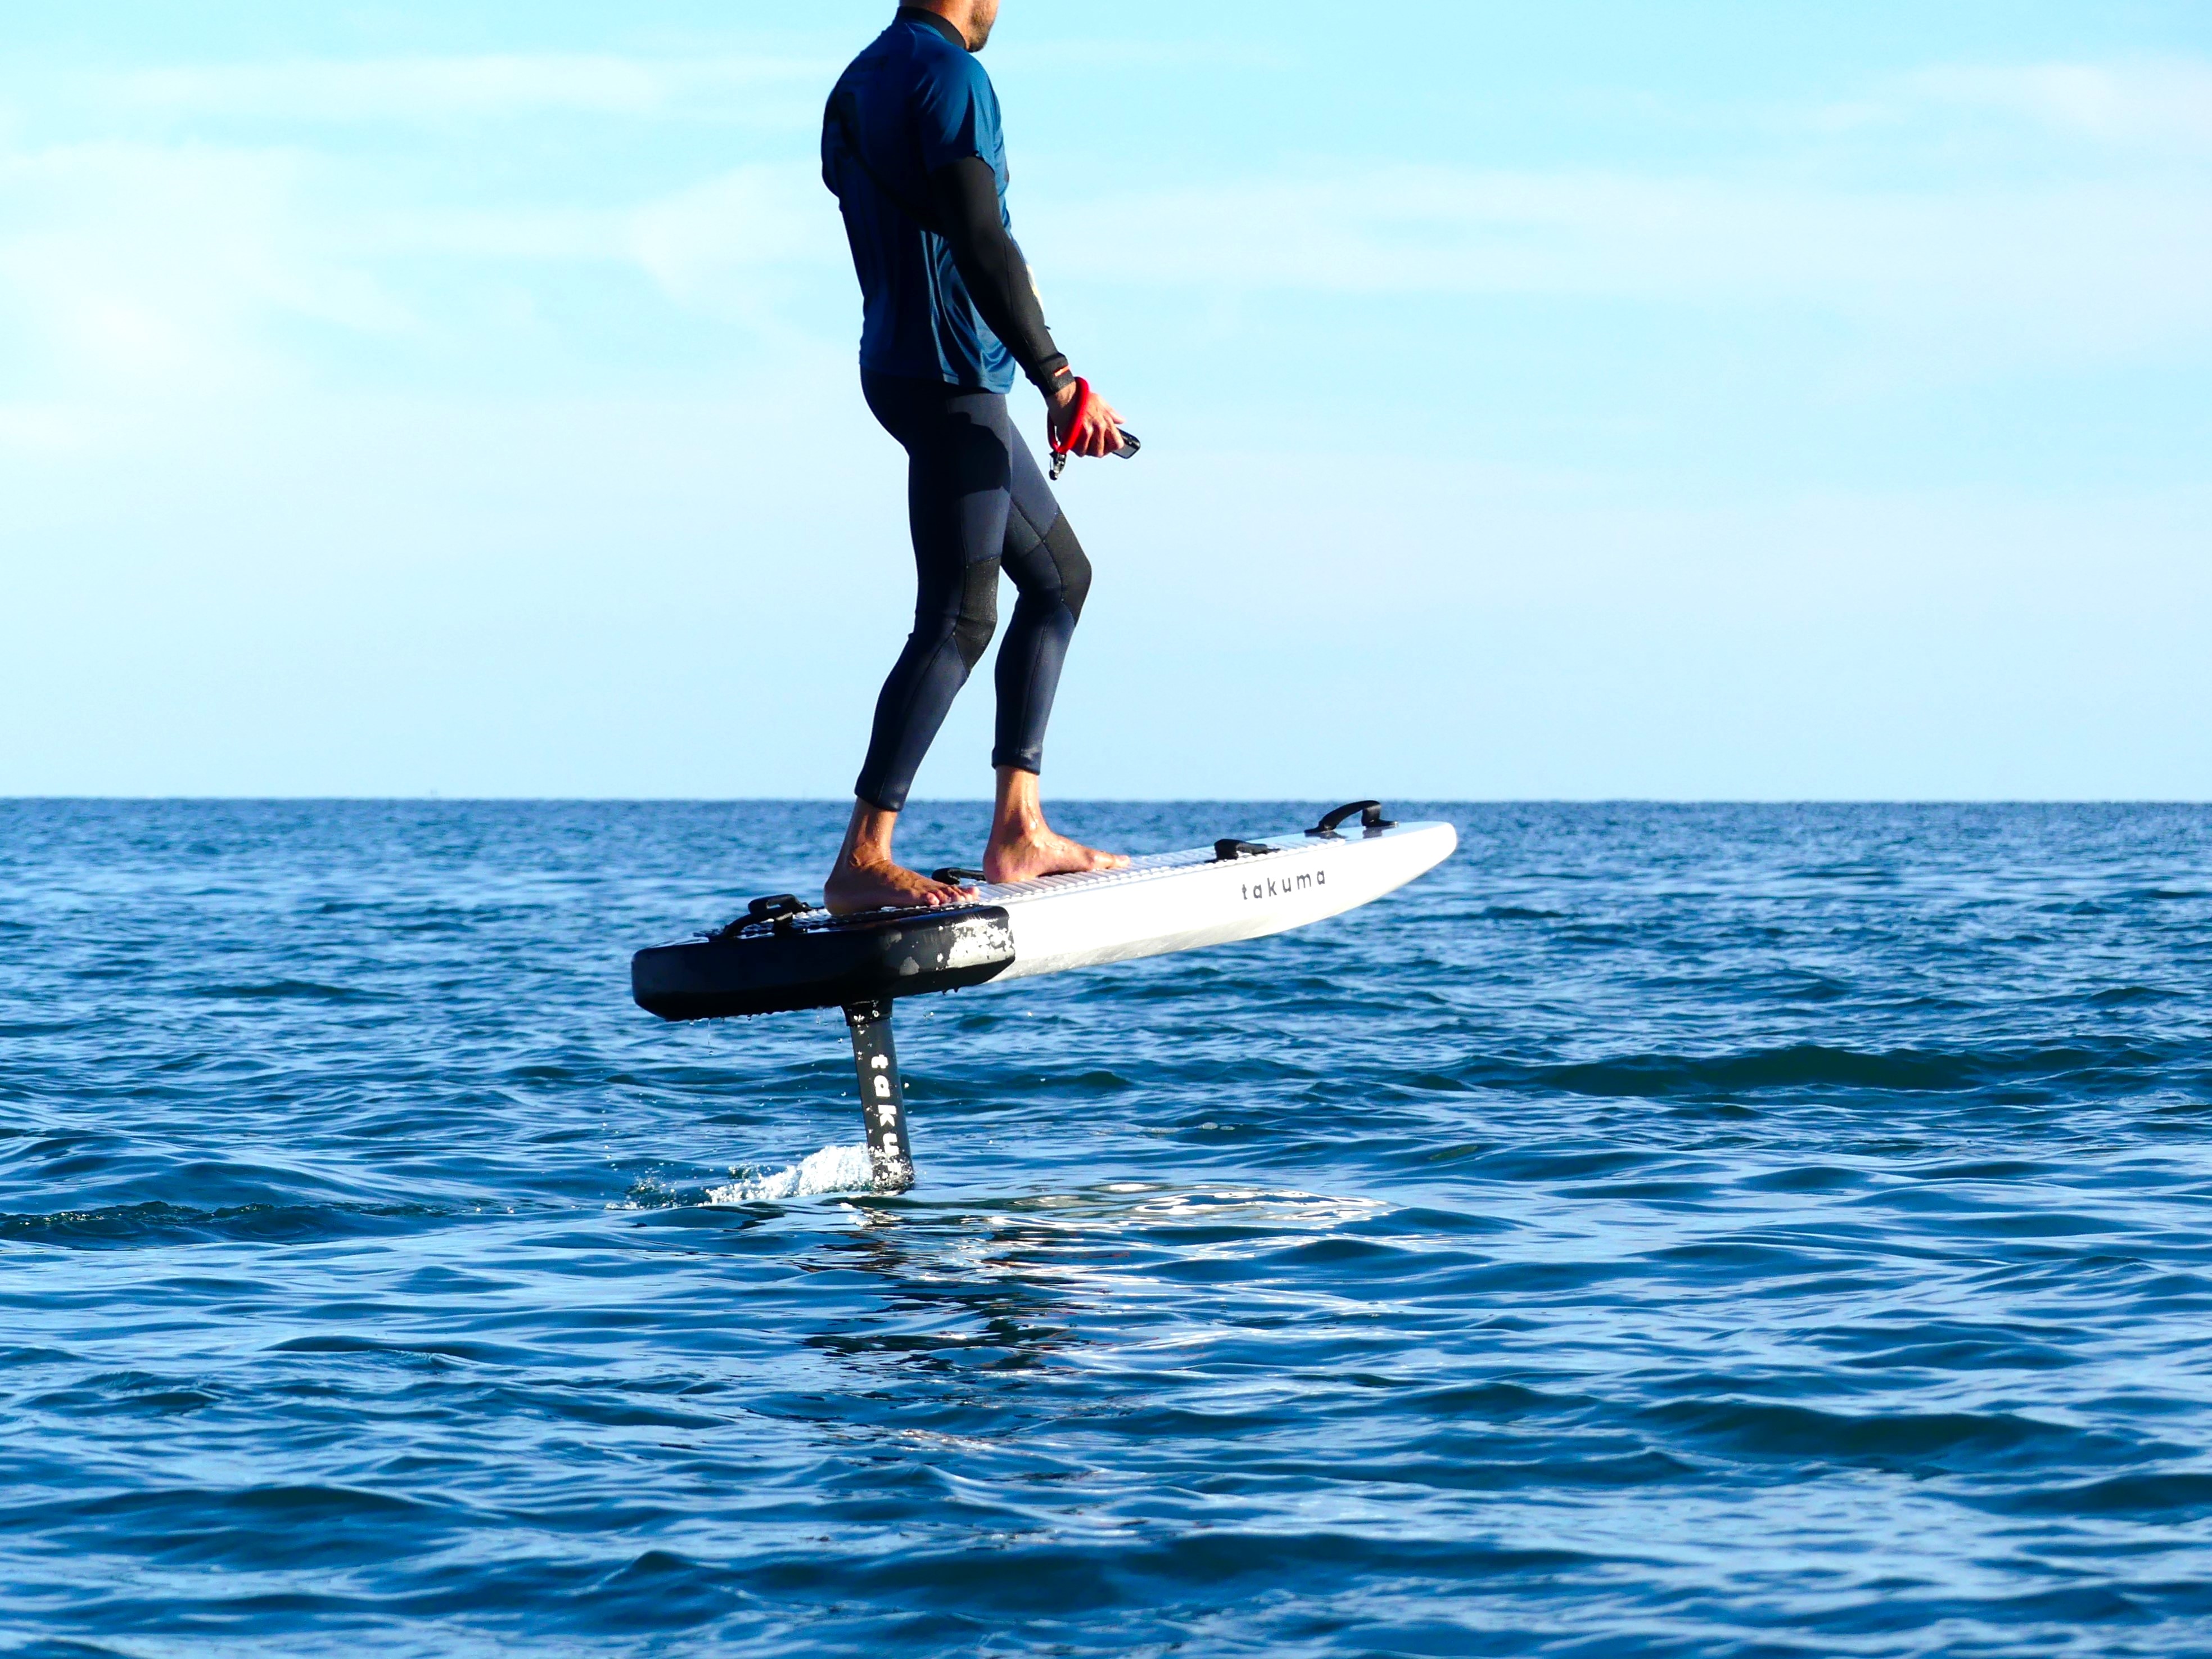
2, 1, 2208, 800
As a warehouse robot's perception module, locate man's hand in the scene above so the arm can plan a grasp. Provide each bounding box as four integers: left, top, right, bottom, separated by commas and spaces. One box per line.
1048, 377, 1125, 462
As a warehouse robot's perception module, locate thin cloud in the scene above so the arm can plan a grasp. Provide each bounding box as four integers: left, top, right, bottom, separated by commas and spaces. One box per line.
0, 130, 843, 452
990, 38, 1294, 75
11, 48, 2212, 450
97, 53, 834, 127
1027, 56, 2212, 369
1907, 60, 2212, 153
1023, 156, 2212, 369
0, 140, 411, 399
629, 164, 844, 317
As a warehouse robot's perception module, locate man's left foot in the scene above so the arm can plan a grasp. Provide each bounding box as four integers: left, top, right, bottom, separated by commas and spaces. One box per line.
983, 828, 1130, 885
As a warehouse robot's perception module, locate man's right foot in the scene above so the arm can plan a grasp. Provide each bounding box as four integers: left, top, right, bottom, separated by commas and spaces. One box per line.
823, 858, 972, 917
982, 826, 1128, 885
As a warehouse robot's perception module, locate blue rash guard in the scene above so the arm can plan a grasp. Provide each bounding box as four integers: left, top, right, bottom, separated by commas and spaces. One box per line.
823, 8, 1049, 393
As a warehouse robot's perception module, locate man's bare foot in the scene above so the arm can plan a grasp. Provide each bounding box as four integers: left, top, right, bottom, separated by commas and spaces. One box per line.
983, 826, 1130, 885
983, 765, 1130, 884
823, 797, 973, 916
824, 857, 969, 916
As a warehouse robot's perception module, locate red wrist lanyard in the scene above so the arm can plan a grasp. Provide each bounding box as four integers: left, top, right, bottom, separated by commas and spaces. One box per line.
1049, 377, 1093, 460
1049, 377, 1140, 481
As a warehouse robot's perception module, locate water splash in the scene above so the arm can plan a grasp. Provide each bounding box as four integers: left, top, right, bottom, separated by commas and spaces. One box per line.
706, 1144, 875, 1203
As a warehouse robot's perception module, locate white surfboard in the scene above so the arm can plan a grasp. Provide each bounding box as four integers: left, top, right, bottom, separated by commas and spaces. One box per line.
983, 818, 1457, 982
634, 809, 1456, 1022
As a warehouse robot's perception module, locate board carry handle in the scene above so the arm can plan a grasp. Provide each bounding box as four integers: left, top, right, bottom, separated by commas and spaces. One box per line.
1306, 801, 1397, 838
1214, 839, 1274, 862
929, 868, 987, 885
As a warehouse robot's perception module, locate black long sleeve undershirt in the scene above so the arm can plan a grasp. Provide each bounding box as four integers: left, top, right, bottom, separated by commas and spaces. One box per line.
928, 155, 1068, 394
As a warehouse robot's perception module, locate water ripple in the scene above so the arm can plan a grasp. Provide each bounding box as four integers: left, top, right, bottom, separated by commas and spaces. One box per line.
3, 801, 2212, 1655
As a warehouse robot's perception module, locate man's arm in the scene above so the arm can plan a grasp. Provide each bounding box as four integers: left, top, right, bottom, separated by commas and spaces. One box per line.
928, 156, 1068, 394
928, 155, 1124, 456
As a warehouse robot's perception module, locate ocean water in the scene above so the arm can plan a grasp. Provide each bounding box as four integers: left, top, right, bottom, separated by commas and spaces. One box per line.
4, 800, 2211, 1658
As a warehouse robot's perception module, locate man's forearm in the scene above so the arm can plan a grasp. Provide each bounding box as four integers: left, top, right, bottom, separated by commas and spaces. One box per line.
928, 156, 1071, 393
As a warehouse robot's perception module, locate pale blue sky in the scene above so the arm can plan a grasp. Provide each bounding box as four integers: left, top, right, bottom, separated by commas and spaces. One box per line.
3, 2, 2208, 799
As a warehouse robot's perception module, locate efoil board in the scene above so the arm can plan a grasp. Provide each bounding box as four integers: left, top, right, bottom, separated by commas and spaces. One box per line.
633, 816, 1457, 1022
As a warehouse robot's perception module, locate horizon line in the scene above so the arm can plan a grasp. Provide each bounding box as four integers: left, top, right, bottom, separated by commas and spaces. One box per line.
5, 796, 2210, 809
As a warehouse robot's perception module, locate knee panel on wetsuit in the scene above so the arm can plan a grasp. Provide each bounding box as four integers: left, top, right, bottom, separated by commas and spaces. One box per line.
951, 558, 1001, 670
1043, 515, 1092, 624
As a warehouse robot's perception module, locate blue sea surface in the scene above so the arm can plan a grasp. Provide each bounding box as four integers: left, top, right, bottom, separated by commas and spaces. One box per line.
4, 800, 2212, 1657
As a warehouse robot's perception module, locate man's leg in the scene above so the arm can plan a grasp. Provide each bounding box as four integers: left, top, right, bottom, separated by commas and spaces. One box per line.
992, 509, 1089, 777
981, 439, 1128, 883
827, 377, 1014, 915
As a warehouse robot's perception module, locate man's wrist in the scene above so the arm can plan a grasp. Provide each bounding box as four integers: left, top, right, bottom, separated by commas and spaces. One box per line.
1031, 355, 1074, 397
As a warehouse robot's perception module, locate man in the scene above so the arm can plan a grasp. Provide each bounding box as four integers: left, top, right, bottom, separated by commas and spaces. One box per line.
819, 0, 1131, 914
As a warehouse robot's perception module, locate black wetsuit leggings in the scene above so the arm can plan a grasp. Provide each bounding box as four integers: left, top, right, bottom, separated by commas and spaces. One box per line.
854, 371, 1093, 813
